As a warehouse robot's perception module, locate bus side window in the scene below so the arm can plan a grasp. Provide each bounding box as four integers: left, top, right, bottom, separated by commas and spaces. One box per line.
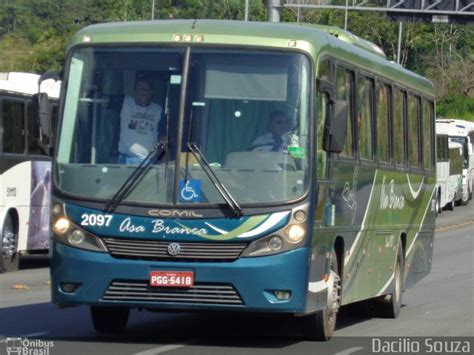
393, 88, 406, 167
408, 94, 421, 169
376, 82, 390, 163
316, 58, 334, 179
27, 101, 40, 155
422, 99, 434, 170
317, 92, 329, 178
356, 75, 374, 161
2, 99, 25, 154
337, 67, 354, 158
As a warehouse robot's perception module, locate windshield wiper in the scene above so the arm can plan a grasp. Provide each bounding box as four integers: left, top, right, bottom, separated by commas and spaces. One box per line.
104, 141, 168, 213
187, 142, 243, 217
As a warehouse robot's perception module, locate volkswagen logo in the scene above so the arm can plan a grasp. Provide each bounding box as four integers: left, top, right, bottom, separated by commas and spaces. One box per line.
167, 242, 181, 256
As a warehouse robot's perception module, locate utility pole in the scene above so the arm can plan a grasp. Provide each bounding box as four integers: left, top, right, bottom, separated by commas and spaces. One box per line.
151, 0, 155, 20
397, 22, 403, 64
267, 0, 282, 22
245, 0, 249, 21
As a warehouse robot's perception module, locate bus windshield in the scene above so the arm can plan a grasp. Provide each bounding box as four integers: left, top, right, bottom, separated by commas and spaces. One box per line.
56, 46, 311, 207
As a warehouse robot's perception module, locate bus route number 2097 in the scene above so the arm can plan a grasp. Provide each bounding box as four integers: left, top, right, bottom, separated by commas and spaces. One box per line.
80, 214, 112, 227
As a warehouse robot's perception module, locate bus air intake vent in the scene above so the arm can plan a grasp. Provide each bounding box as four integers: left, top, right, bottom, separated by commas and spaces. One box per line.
103, 238, 247, 262
102, 280, 243, 305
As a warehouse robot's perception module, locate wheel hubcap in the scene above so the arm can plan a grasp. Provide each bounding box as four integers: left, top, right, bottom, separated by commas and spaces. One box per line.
326, 269, 341, 329
394, 260, 401, 303
2, 226, 15, 260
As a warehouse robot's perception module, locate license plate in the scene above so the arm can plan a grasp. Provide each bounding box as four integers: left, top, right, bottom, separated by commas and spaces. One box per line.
150, 271, 194, 288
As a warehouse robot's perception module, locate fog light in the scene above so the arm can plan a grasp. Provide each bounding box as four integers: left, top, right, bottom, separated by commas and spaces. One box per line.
68, 230, 85, 245
274, 290, 291, 300
268, 236, 283, 251
53, 217, 70, 235
286, 225, 305, 243
60, 282, 80, 293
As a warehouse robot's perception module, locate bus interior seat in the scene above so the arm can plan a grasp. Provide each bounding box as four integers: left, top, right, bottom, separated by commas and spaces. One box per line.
224, 151, 297, 171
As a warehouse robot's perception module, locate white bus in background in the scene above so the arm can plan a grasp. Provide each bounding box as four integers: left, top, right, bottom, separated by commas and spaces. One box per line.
435, 122, 464, 212
0, 72, 60, 273
436, 119, 474, 206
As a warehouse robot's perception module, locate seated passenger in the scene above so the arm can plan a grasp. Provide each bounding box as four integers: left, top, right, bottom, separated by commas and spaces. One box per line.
250, 110, 290, 152
118, 75, 162, 164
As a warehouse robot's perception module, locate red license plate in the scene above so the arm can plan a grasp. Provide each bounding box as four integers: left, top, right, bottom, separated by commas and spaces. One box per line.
150, 271, 194, 288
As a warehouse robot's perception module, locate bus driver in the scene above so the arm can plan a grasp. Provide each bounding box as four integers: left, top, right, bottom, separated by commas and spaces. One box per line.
250, 110, 291, 152
118, 75, 162, 164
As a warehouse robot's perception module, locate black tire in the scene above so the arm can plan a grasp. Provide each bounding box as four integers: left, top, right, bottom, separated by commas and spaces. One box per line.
371, 244, 404, 319
90, 306, 130, 333
0, 215, 19, 273
445, 199, 454, 211
435, 192, 441, 216
301, 250, 341, 341
461, 189, 470, 206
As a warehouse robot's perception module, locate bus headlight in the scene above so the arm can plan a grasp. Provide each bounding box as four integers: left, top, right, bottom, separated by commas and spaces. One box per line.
286, 225, 306, 243
68, 230, 85, 245
241, 225, 307, 258
268, 236, 284, 251
53, 217, 71, 235
53, 223, 107, 253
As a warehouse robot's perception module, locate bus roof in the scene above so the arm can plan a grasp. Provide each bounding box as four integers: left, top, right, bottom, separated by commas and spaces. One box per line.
0, 72, 61, 99
68, 19, 434, 97
436, 120, 469, 137
437, 118, 474, 134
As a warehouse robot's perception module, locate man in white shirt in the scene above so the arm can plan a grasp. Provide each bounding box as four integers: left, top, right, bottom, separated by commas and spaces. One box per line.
118, 76, 162, 164
250, 111, 290, 152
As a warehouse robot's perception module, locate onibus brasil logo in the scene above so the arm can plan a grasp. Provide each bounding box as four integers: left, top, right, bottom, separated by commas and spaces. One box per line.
5, 337, 54, 355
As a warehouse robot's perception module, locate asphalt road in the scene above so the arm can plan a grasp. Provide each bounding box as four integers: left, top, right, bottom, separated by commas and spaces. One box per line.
0, 205, 473, 355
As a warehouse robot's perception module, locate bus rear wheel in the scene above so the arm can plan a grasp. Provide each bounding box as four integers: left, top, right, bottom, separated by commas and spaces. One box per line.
371, 244, 404, 318
461, 190, 470, 206
90, 306, 130, 333
0, 215, 19, 273
445, 198, 455, 211
301, 251, 341, 341
435, 192, 441, 216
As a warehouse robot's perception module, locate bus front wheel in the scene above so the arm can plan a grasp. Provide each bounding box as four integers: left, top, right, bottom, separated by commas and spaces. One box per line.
301, 251, 341, 341
0, 215, 19, 273
90, 306, 130, 333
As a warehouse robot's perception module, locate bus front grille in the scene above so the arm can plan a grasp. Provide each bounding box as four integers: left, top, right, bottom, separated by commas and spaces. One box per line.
102, 280, 243, 305
103, 238, 247, 261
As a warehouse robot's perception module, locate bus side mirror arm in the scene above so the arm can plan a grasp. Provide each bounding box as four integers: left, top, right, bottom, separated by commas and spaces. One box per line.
317, 79, 348, 154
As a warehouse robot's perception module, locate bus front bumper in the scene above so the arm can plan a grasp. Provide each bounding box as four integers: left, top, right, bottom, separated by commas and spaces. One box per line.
50, 241, 313, 314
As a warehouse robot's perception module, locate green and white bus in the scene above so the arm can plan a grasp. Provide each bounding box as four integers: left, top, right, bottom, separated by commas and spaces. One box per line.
48, 20, 436, 340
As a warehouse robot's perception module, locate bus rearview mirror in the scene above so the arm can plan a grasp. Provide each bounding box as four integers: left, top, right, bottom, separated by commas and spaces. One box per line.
38, 93, 52, 139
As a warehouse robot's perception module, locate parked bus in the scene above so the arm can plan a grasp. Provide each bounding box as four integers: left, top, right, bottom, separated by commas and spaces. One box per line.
48, 21, 436, 340
0, 72, 60, 273
435, 132, 463, 212
436, 119, 472, 205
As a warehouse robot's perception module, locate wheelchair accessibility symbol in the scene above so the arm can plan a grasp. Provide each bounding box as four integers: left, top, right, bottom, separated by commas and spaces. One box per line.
179, 179, 201, 202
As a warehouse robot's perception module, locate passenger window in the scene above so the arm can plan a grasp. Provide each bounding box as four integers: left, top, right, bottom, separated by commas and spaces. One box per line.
356, 76, 373, 160
376, 83, 390, 163
318, 59, 334, 83
337, 68, 354, 158
317, 92, 329, 179
2, 99, 25, 154
393, 89, 406, 166
422, 100, 434, 170
408, 94, 421, 168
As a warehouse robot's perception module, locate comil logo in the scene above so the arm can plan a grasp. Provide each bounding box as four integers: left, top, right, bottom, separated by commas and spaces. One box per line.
5, 337, 54, 355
